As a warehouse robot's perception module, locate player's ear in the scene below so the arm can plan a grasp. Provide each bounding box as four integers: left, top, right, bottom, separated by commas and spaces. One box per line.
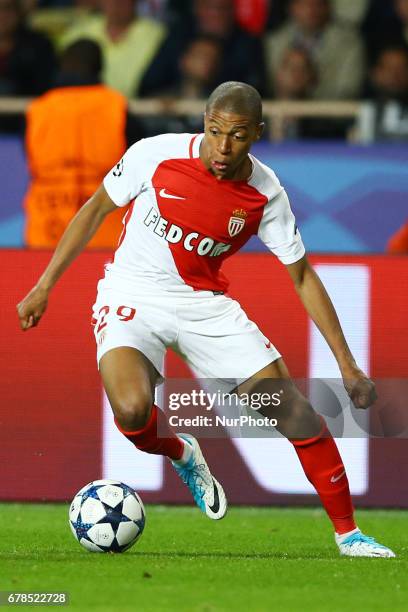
256, 122, 265, 140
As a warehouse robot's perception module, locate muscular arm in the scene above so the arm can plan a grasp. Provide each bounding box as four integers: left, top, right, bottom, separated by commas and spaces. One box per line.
286, 255, 376, 408
17, 184, 118, 330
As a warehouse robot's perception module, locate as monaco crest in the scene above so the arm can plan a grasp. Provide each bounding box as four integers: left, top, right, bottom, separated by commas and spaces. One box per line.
228, 209, 248, 237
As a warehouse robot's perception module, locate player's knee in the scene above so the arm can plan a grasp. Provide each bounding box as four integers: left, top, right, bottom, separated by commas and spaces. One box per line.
113, 390, 153, 431
290, 396, 315, 421
280, 395, 321, 438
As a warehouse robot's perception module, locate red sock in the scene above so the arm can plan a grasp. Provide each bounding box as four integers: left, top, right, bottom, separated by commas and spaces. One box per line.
291, 417, 356, 534
114, 404, 184, 461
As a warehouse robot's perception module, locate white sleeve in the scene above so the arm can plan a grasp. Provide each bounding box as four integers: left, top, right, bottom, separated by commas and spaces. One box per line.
257, 189, 306, 264
103, 140, 146, 207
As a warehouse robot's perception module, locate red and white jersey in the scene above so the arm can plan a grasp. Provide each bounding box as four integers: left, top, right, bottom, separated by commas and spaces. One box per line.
103, 133, 305, 293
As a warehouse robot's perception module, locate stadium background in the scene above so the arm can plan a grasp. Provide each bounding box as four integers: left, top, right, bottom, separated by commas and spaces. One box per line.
1, 0, 407, 510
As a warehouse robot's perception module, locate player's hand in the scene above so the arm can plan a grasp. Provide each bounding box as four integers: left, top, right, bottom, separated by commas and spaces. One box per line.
341, 366, 377, 409
17, 285, 49, 331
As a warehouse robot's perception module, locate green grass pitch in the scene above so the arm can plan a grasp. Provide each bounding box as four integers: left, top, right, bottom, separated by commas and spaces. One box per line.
1, 504, 407, 611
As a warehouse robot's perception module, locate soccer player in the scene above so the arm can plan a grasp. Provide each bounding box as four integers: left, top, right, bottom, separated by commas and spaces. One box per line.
17, 82, 394, 558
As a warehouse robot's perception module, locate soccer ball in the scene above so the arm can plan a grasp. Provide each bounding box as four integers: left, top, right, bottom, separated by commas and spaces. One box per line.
69, 479, 145, 553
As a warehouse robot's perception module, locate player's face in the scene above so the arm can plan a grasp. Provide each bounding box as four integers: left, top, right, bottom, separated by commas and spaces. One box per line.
201, 109, 263, 181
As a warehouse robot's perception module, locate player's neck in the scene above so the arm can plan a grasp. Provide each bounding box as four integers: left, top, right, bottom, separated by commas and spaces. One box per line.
219, 156, 253, 182
235, 156, 253, 182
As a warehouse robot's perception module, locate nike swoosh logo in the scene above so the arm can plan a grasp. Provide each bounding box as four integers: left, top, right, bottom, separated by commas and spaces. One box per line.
331, 470, 346, 483
207, 479, 220, 514
265, 341, 271, 349
159, 188, 186, 200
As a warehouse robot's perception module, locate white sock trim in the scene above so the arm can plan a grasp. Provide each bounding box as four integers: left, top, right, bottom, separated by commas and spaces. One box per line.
172, 438, 193, 466
335, 527, 360, 542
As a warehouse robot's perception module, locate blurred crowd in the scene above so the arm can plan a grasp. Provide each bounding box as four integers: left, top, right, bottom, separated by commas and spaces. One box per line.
2, 0, 408, 141
2, 0, 406, 250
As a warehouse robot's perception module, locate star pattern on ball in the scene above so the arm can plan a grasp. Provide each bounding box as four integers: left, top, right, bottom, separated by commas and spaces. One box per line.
69, 481, 145, 553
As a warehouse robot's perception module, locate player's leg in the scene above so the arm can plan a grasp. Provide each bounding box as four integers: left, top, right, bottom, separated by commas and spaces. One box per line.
100, 346, 227, 519
179, 294, 394, 554
238, 358, 323, 438
239, 359, 395, 557
239, 359, 356, 532
238, 358, 322, 439
100, 347, 191, 461
92, 287, 226, 520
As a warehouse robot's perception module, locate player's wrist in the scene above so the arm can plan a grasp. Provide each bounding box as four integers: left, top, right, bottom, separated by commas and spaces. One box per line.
35, 279, 52, 294
338, 359, 360, 378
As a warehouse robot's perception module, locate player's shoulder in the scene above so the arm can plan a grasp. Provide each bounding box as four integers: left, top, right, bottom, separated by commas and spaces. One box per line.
249, 155, 284, 201
126, 132, 197, 162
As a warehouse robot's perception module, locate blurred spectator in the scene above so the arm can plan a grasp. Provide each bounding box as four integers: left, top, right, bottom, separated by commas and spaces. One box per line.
389, 0, 408, 47
273, 46, 349, 138
177, 35, 223, 99
137, 0, 168, 20
23, 39, 139, 249
332, 0, 370, 25
27, 0, 99, 46
61, 0, 167, 97
362, 0, 408, 63
140, 0, 265, 96
265, 0, 371, 32
266, 1, 288, 31
264, 0, 365, 99
0, 0, 56, 96
144, 35, 223, 135
272, 47, 317, 139
358, 45, 408, 142
370, 45, 408, 103
141, 34, 223, 135
387, 221, 408, 254
274, 46, 317, 99
193, 0, 265, 89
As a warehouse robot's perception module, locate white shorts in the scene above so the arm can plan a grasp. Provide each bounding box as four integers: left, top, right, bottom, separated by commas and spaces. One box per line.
91, 280, 281, 386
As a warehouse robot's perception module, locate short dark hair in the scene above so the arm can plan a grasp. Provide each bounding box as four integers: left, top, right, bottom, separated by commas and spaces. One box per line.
206, 81, 263, 124
60, 39, 103, 79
